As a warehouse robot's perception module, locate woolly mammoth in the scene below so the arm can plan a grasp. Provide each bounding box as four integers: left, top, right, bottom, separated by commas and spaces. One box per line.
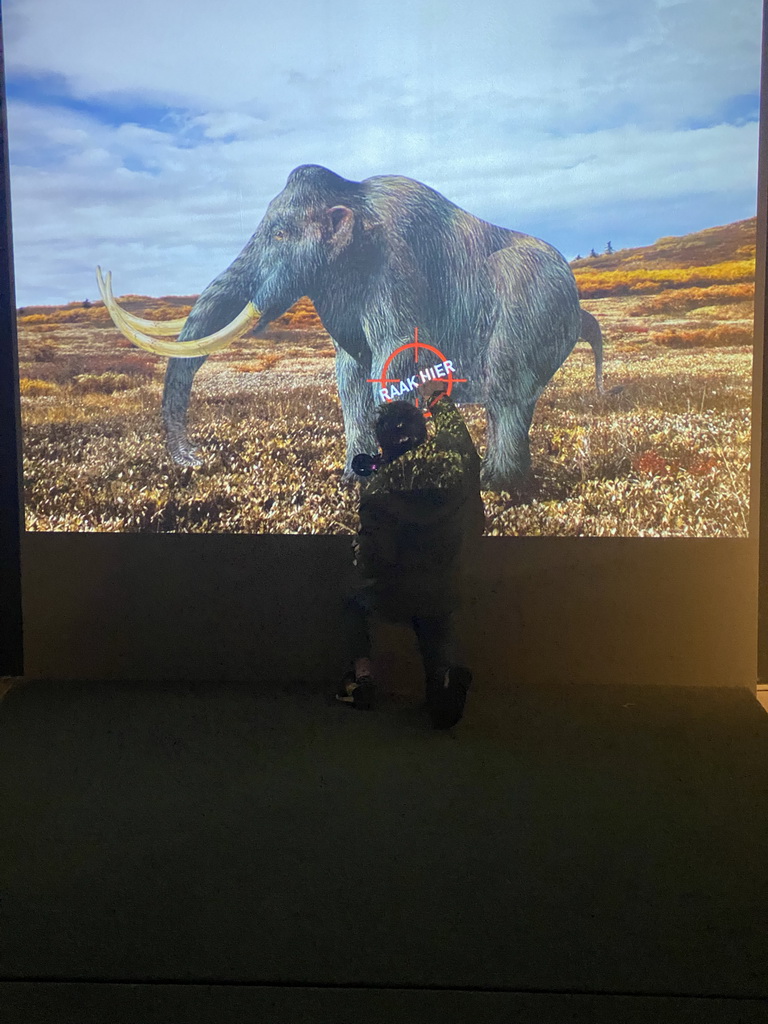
98, 164, 603, 492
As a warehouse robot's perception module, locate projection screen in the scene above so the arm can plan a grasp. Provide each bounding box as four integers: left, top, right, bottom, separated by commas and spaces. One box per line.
6, 0, 762, 536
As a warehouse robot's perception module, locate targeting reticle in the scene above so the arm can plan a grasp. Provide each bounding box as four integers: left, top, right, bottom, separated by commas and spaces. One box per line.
368, 328, 467, 412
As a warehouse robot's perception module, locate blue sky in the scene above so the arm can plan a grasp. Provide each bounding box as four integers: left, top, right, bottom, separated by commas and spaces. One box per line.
3, 0, 763, 306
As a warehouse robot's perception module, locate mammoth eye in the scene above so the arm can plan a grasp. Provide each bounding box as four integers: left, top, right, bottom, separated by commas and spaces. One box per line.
274, 230, 285, 241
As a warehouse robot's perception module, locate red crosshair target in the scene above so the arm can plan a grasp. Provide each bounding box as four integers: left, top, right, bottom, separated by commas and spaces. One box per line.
367, 327, 467, 413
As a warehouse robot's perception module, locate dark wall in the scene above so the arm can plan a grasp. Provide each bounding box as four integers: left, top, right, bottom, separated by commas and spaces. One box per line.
22, 534, 757, 691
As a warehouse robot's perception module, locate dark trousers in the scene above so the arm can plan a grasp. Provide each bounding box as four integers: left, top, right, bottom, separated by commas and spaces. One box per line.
345, 588, 457, 682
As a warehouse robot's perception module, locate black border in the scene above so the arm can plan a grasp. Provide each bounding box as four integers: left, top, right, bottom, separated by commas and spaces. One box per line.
0, 11, 23, 677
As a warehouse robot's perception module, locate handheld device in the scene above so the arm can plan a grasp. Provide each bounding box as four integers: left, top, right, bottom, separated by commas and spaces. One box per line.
351, 453, 383, 477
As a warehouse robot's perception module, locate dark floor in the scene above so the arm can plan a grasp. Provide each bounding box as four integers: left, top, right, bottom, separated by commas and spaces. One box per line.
1, 679, 767, 1022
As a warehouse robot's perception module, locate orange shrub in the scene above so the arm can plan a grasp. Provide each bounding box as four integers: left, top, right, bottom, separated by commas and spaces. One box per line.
272, 297, 323, 329
650, 324, 753, 348
632, 450, 679, 477
574, 260, 755, 298
19, 378, 58, 396
290, 311, 322, 326
629, 283, 754, 316
20, 306, 112, 325
631, 449, 721, 478
141, 303, 193, 320
59, 306, 111, 323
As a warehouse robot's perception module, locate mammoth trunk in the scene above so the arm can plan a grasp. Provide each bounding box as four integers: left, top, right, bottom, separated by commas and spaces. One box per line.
161, 279, 255, 466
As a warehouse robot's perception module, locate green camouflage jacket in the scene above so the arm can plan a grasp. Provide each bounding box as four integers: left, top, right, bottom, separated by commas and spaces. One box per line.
353, 396, 484, 616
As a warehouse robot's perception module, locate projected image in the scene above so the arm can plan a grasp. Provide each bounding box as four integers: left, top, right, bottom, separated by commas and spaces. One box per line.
8, 0, 760, 535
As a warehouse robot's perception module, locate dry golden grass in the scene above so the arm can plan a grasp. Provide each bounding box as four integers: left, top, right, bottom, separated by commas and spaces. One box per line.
475, 347, 750, 537
578, 286, 754, 355
22, 377, 359, 533
71, 372, 139, 394
16, 276, 753, 536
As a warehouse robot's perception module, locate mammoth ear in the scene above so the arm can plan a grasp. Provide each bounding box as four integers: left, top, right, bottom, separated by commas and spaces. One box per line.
325, 205, 355, 255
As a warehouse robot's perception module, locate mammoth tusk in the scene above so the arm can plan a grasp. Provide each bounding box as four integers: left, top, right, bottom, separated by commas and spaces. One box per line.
106, 296, 259, 358
96, 267, 260, 357
96, 266, 187, 335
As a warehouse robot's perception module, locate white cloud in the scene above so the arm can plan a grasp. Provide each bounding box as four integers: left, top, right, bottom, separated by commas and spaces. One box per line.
4, 0, 761, 126
3, 0, 762, 303
8, 93, 758, 305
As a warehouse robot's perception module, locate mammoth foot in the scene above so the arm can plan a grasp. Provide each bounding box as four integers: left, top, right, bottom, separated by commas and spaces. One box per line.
167, 433, 202, 468
481, 466, 538, 504
340, 467, 361, 489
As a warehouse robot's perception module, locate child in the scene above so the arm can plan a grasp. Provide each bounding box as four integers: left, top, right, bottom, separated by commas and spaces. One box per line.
337, 379, 484, 728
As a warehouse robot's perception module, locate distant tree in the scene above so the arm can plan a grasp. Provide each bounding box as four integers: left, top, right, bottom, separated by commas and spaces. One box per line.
605, 241, 614, 254
573, 254, 582, 261
589, 248, 598, 258
83, 298, 91, 308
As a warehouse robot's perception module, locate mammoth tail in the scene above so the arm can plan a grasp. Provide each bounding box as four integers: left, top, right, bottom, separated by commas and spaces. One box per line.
580, 308, 604, 394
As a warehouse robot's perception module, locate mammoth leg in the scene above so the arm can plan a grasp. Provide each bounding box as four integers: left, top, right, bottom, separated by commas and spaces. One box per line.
162, 355, 208, 467
482, 391, 538, 497
334, 346, 377, 479
479, 279, 541, 495
481, 242, 581, 497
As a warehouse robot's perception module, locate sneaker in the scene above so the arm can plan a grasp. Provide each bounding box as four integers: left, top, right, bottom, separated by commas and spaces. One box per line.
335, 671, 376, 710
427, 666, 471, 729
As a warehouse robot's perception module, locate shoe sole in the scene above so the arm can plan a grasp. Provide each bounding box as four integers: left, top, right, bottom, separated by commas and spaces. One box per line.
336, 679, 376, 711
428, 667, 471, 729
